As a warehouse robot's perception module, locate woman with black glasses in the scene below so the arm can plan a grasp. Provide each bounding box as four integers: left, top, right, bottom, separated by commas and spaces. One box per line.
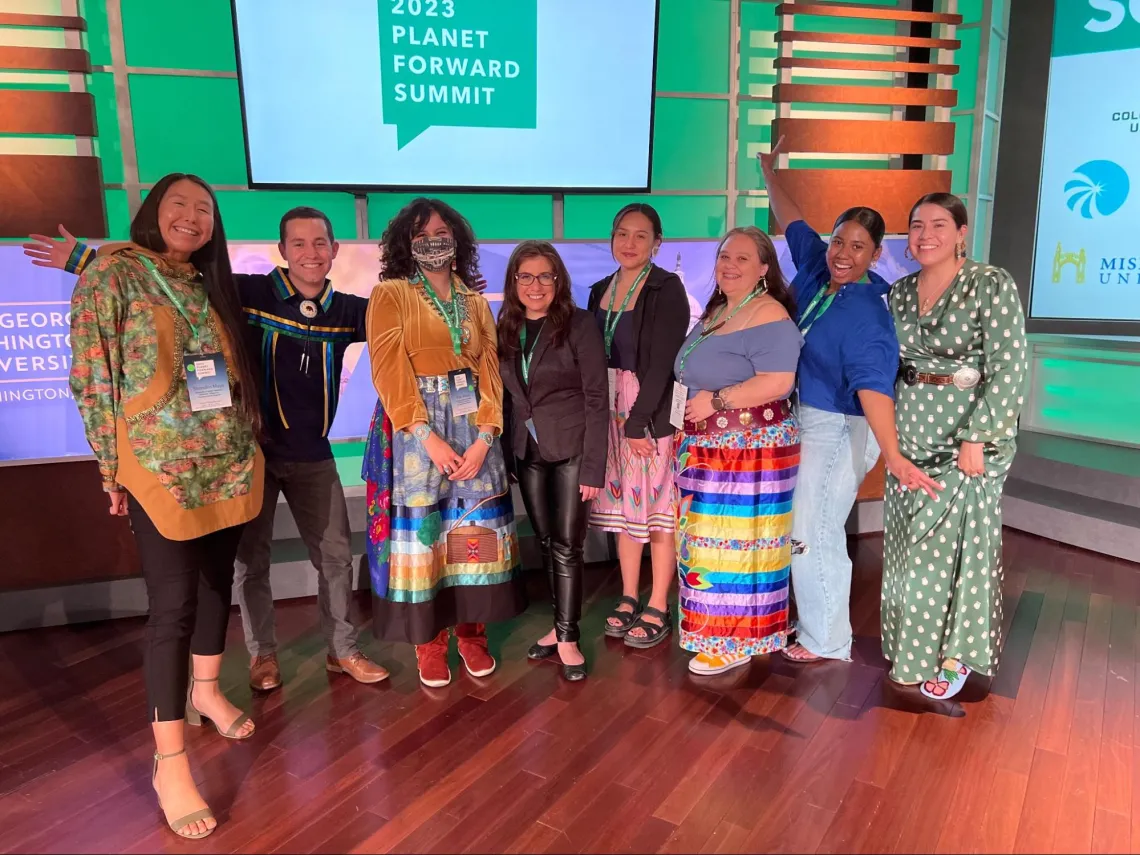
498, 241, 609, 680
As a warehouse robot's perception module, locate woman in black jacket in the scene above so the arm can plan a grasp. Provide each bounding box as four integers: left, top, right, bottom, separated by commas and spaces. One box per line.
499, 241, 609, 680
586, 204, 690, 649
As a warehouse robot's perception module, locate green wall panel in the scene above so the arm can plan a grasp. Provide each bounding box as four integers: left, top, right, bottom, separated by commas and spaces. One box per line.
737, 104, 771, 192
739, 1, 777, 96
79, 0, 112, 67
954, 26, 981, 113
213, 191, 358, 242
735, 195, 770, 232
104, 188, 131, 240
958, 0, 986, 25
652, 97, 728, 191
87, 71, 122, 184
120, 0, 237, 71
367, 194, 554, 241
949, 113, 974, 196
563, 194, 726, 240
656, 0, 730, 94
129, 75, 248, 185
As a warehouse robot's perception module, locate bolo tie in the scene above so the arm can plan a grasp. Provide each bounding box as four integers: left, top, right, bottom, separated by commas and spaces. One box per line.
299, 299, 318, 374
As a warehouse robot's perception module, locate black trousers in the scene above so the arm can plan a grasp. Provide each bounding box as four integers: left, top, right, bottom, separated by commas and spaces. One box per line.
128, 502, 245, 722
515, 437, 589, 643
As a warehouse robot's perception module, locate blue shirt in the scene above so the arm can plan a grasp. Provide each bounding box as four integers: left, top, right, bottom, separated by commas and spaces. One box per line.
785, 220, 898, 416
674, 319, 801, 397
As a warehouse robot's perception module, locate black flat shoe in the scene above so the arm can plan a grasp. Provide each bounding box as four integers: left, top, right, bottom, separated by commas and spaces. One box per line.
561, 661, 587, 681
527, 642, 558, 661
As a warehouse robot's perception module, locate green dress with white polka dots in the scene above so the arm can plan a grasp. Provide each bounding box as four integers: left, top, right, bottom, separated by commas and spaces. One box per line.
882, 261, 1027, 685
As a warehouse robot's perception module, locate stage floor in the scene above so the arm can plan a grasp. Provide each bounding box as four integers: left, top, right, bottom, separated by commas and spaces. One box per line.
1, 531, 1137, 854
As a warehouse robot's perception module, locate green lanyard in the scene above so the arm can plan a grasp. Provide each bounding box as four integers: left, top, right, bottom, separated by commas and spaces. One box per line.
797, 288, 837, 337
676, 287, 762, 382
139, 256, 208, 351
797, 274, 870, 337
519, 321, 545, 385
415, 272, 464, 356
603, 263, 651, 359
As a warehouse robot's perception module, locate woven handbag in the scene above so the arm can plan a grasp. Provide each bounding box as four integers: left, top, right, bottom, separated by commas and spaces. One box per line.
445, 493, 505, 565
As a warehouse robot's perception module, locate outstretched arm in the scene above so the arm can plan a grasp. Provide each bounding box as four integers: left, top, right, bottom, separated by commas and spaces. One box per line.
757, 135, 807, 232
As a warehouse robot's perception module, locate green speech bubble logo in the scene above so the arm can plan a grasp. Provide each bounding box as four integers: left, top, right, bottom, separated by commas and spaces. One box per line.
378, 0, 538, 149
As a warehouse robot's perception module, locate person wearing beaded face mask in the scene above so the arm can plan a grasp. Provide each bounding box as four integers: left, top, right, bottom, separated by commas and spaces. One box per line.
363, 198, 525, 689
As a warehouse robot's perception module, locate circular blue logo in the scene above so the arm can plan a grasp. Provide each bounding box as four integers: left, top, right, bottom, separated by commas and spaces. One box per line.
1064, 159, 1130, 219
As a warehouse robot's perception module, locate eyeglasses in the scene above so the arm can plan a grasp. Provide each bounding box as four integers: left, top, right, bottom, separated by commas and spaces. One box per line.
516, 272, 557, 286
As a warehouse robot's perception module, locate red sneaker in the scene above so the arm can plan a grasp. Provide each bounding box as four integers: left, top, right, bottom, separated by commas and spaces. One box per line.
455, 623, 497, 678
415, 630, 451, 687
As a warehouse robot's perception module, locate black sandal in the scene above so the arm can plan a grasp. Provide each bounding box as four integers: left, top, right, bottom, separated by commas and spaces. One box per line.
623, 606, 672, 649
604, 595, 642, 637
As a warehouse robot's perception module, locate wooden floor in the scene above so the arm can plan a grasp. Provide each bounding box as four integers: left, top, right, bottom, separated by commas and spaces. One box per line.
2, 530, 1140, 854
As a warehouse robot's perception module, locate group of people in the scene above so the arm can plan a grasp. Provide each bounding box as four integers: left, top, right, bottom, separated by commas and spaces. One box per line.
26, 144, 1026, 839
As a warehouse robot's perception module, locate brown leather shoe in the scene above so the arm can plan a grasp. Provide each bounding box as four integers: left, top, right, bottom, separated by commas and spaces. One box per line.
249, 654, 282, 692
326, 652, 390, 684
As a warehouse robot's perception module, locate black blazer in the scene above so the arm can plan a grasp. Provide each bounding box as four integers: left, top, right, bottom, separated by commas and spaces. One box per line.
587, 264, 690, 439
499, 309, 610, 488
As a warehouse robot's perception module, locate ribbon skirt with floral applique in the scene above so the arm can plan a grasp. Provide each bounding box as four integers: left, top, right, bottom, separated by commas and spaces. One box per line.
673, 415, 800, 657
363, 386, 525, 646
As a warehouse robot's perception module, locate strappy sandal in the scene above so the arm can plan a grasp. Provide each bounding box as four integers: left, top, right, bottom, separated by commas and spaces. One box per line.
153, 749, 215, 839
186, 676, 254, 739
780, 643, 824, 663
604, 595, 642, 638
623, 605, 672, 649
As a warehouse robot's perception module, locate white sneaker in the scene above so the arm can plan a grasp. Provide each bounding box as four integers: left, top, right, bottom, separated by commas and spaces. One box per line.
688, 651, 752, 675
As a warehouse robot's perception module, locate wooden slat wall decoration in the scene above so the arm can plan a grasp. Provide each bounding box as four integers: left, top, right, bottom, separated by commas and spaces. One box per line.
775, 82, 957, 108
776, 2, 963, 25
768, 168, 951, 235
0, 12, 86, 29
773, 118, 955, 156
775, 56, 959, 76
0, 91, 96, 136
0, 46, 90, 73
0, 155, 107, 237
0, 8, 107, 241
775, 30, 960, 51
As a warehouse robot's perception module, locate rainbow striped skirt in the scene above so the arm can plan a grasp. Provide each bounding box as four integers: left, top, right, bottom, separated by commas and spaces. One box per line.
674, 410, 800, 657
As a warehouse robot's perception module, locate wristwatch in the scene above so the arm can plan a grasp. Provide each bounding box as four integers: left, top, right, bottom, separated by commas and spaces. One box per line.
711, 391, 727, 412
478, 430, 494, 447
412, 424, 431, 442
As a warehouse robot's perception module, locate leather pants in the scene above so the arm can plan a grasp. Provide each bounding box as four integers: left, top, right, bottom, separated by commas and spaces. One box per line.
516, 437, 588, 643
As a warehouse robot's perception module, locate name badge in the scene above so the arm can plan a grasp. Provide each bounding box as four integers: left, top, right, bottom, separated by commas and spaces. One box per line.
448, 368, 479, 417
183, 353, 233, 412
670, 381, 688, 430
607, 368, 618, 412
525, 417, 538, 442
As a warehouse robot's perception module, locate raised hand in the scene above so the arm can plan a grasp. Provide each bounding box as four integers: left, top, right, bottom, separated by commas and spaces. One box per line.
23, 225, 77, 270
757, 134, 787, 174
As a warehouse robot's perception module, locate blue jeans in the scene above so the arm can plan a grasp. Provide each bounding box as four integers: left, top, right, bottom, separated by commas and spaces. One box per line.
790, 404, 880, 660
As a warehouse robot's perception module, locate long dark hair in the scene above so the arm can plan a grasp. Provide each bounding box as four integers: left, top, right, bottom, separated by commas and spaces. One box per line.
378, 197, 481, 287
702, 226, 796, 322
130, 173, 261, 433
497, 241, 575, 356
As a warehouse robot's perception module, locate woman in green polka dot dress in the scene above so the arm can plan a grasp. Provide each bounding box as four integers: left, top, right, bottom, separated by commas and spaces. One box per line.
882, 193, 1027, 701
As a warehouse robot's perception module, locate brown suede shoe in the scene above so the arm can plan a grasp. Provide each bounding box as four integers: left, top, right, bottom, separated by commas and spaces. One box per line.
326, 652, 390, 684
249, 654, 282, 692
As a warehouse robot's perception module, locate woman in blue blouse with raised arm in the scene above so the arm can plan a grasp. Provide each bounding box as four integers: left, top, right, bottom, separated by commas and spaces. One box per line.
759, 139, 941, 663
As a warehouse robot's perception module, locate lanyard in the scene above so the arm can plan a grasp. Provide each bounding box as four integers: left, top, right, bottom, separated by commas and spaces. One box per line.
139, 256, 208, 351
519, 321, 545, 385
603, 263, 651, 359
797, 288, 837, 337
677, 287, 762, 382
415, 272, 463, 356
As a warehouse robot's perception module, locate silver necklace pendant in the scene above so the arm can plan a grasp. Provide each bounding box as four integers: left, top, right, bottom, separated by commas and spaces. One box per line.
300, 300, 318, 319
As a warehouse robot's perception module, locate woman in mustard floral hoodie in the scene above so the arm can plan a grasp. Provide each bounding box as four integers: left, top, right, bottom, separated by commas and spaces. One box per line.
69, 173, 264, 840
